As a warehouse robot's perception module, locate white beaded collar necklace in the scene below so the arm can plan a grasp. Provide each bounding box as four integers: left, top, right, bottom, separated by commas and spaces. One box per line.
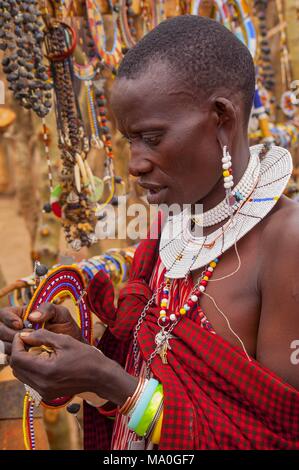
199, 148, 260, 227
159, 145, 293, 278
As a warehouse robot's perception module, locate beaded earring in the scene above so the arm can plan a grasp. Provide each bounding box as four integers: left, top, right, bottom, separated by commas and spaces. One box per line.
222, 146, 234, 215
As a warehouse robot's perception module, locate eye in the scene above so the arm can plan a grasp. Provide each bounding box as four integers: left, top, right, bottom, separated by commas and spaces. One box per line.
121, 134, 133, 145
141, 133, 162, 147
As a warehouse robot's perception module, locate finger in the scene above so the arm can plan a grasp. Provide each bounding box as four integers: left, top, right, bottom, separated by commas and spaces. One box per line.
0, 322, 23, 343
1, 341, 12, 355
28, 303, 70, 325
0, 307, 24, 329
10, 334, 45, 373
0, 349, 9, 365
18, 329, 65, 349
12, 332, 27, 354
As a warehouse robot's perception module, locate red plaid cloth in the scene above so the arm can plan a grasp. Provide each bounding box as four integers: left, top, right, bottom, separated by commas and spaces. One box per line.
84, 234, 299, 450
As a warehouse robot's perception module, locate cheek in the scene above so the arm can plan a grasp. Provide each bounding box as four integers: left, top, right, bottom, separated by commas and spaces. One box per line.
165, 127, 222, 201
169, 125, 220, 178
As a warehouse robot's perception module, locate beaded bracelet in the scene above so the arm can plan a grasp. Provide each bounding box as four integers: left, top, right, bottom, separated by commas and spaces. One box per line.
135, 384, 163, 437
128, 379, 159, 432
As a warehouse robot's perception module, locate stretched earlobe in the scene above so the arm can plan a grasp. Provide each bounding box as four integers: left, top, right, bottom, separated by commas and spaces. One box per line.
212, 97, 237, 150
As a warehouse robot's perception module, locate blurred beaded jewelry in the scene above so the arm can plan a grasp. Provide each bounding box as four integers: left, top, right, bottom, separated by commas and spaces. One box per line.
44, 20, 98, 249
86, 0, 123, 70
0, 0, 52, 117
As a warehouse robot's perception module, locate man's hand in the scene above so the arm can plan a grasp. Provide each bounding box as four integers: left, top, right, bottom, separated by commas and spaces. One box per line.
0, 306, 25, 356
26, 303, 83, 342
10, 330, 138, 405
0, 303, 82, 357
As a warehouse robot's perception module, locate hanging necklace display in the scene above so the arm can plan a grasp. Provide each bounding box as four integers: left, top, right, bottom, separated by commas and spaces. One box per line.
44, 19, 98, 249
67, 2, 103, 148
150, 0, 167, 28
0, 0, 52, 118
275, 0, 298, 120
21, 264, 92, 450
160, 145, 292, 278
67, 2, 125, 213
229, 0, 257, 58
119, 0, 166, 50
119, 0, 138, 49
86, 0, 123, 69
254, 1, 276, 100
68, 1, 101, 82
191, 1, 256, 58
93, 83, 126, 213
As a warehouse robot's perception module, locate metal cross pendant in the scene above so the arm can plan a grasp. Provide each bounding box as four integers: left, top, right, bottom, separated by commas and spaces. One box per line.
155, 329, 176, 365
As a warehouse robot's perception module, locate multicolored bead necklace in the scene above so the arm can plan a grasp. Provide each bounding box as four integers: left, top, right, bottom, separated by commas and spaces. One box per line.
86, 0, 123, 69
159, 258, 220, 325
133, 251, 220, 376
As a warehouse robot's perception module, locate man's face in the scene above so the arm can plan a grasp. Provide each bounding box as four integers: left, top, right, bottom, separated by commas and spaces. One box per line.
110, 62, 223, 206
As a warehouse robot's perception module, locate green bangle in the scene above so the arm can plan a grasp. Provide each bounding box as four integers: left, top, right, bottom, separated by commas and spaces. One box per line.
135, 384, 164, 437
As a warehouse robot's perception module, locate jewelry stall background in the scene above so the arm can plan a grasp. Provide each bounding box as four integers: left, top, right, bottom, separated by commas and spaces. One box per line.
0, 0, 299, 450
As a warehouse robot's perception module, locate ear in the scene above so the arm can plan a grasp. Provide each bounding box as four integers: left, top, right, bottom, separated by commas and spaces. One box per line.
212, 97, 237, 151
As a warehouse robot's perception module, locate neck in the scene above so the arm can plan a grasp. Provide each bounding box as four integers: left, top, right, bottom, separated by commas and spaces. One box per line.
199, 136, 251, 236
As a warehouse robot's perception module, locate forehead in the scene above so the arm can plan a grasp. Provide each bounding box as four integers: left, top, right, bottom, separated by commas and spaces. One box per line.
110, 63, 203, 131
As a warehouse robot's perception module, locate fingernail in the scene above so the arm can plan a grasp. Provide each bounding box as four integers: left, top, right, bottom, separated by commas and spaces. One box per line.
20, 332, 31, 337
29, 311, 41, 321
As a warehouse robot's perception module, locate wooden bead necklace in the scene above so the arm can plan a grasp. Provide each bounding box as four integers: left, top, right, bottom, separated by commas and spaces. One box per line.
0, 0, 52, 117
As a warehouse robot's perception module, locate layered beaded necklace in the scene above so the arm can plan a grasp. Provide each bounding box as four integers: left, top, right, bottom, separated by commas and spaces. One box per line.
133, 144, 292, 376
193, 147, 260, 227
133, 255, 220, 378
160, 145, 293, 277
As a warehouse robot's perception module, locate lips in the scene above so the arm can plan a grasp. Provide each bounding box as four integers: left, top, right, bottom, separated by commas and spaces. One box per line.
138, 181, 167, 204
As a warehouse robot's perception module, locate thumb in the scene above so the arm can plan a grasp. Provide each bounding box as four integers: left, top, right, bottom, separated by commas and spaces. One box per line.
19, 329, 64, 349
28, 303, 68, 325
12, 332, 27, 354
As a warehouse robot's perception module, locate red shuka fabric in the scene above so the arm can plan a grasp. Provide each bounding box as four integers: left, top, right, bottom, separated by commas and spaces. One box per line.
84, 234, 299, 450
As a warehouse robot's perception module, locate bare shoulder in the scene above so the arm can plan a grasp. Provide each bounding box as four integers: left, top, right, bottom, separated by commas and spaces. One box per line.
259, 195, 299, 258
256, 196, 299, 388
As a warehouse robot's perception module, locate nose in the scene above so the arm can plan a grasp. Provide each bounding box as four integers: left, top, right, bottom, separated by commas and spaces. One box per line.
128, 147, 154, 177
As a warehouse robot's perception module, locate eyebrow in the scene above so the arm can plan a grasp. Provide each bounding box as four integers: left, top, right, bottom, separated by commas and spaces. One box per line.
127, 120, 168, 134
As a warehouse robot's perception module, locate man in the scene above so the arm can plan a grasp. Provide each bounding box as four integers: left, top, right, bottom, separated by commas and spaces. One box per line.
1, 15, 299, 450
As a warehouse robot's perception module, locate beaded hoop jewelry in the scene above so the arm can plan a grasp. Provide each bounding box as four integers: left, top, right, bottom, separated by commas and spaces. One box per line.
86, 0, 123, 68
191, 0, 256, 58
119, 0, 137, 49
22, 265, 92, 450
